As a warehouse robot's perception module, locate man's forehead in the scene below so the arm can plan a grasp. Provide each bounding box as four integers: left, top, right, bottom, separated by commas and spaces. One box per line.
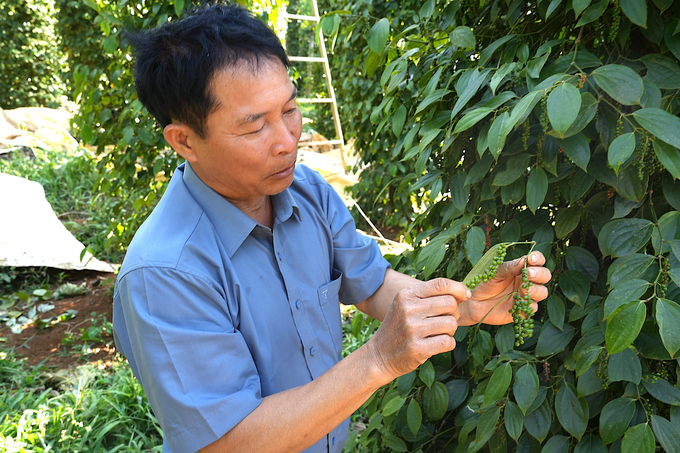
236, 86, 297, 126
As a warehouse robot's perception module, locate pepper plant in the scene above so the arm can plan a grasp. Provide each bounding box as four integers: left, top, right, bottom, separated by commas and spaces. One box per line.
320, 0, 680, 451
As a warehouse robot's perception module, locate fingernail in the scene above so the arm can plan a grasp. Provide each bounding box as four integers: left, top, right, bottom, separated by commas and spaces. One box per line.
466, 290, 472, 299
529, 269, 536, 278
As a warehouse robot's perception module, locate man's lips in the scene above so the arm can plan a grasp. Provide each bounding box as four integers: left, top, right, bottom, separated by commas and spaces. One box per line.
272, 163, 295, 178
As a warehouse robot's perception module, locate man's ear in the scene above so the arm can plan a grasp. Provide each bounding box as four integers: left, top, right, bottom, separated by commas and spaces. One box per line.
164, 123, 199, 162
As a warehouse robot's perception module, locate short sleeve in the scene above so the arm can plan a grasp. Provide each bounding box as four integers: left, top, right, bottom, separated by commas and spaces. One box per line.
113, 267, 261, 453
318, 175, 390, 305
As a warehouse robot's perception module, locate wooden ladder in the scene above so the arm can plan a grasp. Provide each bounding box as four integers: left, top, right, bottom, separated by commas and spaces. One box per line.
282, 0, 346, 170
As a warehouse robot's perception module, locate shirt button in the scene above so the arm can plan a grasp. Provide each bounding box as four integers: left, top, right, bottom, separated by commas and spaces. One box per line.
295, 300, 301, 309
332, 437, 336, 445
309, 346, 316, 356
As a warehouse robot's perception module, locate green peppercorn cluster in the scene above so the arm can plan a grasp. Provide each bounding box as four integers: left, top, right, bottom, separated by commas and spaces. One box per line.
537, 93, 549, 150
658, 256, 670, 299
609, 0, 621, 43
510, 266, 535, 346
465, 243, 508, 291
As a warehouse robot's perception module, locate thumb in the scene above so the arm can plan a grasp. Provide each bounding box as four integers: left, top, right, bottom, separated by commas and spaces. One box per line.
409, 277, 472, 301
496, 251, 545, 279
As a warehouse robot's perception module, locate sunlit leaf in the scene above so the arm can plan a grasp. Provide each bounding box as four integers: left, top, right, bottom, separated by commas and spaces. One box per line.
484, 362, 512, 406
547, 83, 581, 137
606, 301, 646, 354
622, 423, 655, 453
406, 399, 422, 437
608, 133, 636, 174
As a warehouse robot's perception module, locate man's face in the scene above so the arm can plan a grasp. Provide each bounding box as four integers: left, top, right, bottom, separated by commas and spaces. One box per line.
186, 58, 302, 206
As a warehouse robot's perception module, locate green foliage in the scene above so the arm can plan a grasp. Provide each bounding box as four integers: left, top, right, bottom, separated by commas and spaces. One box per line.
319, 0, 422, 230
323, 0, 680, 451
0, 350, 162, 451
0, 0, 68, 109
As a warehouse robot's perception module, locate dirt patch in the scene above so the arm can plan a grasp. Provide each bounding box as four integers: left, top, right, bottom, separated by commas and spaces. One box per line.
0, 271, 117, 369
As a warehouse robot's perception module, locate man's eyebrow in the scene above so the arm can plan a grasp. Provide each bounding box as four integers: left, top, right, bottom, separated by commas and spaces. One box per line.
239, 111, 266, 127
238, 87, 298, 127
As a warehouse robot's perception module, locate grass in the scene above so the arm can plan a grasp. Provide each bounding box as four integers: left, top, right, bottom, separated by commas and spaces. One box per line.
0, 350, 163, 452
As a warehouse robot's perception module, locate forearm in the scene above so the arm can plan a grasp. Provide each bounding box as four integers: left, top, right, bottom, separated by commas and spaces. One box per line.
200, 342, 389, 453
354, 269, 419, 321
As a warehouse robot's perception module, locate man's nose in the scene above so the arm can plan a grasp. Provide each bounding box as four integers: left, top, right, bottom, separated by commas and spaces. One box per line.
271, 117, 300, 155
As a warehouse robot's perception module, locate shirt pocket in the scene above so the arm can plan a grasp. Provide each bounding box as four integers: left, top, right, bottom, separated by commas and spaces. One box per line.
317, 270, 343, 358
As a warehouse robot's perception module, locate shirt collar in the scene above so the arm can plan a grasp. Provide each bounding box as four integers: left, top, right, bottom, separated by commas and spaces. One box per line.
180, 162, 301, 257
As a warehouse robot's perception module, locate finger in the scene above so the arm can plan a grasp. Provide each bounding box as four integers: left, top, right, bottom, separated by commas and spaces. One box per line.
395, 293, 461, 319
420, 295, 461, 319
422, 314, 459, 337
526, 266, 552, 285
409, 278, 471, 302
520, 283, 549, 302
496, 251, 546, 279
422, 333, 457, 356
527, 251, 546, 266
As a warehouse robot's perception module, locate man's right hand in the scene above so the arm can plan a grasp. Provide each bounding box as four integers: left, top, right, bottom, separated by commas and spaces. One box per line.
363, 277, 470, 385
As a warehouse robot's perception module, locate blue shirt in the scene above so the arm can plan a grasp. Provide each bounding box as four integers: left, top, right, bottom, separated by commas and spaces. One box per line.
112, 162, 389, 453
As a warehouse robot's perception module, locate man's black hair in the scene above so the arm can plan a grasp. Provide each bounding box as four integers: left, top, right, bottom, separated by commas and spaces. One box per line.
127, 4, 289, 138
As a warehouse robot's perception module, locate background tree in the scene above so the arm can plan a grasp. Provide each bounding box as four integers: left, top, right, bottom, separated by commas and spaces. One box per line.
0, 0, 67, 109
318, 0, 680, 452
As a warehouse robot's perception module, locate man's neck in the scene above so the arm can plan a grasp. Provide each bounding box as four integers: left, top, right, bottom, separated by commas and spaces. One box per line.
235, 195, 274, 229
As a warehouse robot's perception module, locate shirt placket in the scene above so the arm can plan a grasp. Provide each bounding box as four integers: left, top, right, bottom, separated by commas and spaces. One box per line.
272, 224, 326, 380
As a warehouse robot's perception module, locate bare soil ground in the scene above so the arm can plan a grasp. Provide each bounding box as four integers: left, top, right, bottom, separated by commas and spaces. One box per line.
0, 271, 117, 369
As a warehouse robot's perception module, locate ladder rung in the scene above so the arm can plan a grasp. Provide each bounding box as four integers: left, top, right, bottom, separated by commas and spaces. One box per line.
283, 13, 319, 21
289, 56, 326, 63
298, 140, 343, 147
297, 98, 334, 103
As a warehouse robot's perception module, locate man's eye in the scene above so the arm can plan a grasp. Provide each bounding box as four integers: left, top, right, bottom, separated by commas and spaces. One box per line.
249, 125, 265, 134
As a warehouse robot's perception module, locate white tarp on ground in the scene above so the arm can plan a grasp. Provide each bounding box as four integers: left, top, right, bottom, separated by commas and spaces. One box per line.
0, 172, 116, 272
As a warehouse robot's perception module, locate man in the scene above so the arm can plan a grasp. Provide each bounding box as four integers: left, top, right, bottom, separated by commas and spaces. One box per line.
112, 4, 551, 453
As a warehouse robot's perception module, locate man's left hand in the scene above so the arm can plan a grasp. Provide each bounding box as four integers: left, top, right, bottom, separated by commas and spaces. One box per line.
457, 251, 551, 326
